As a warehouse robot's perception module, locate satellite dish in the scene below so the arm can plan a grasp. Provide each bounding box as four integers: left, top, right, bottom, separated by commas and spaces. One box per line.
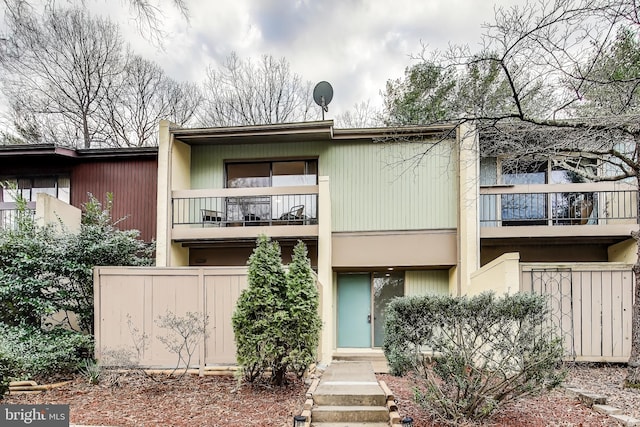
313, 81, 333, 119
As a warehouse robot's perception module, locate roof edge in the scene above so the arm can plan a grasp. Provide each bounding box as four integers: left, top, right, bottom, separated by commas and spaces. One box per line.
170, 120, 335, 139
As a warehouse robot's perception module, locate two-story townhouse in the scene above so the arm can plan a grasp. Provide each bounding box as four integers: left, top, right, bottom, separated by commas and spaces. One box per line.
153, 120, 478, 364
0, 144, 158, 241
96, 119, 636, 368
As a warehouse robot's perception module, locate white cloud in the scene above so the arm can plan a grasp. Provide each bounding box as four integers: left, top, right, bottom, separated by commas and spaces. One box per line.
4, 0, 525, 121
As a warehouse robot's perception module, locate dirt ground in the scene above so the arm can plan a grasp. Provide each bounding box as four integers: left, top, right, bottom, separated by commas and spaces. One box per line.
3, 365, 639, 426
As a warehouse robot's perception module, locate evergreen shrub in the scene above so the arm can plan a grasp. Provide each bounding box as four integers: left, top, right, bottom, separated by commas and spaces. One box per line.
232, 236, 321, 386
383, 292, 565, 422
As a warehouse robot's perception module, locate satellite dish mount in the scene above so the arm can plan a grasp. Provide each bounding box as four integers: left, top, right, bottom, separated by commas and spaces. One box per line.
313, 81, 333, 120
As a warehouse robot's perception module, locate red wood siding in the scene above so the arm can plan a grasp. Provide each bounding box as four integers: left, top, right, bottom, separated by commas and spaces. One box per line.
71, 159, 157, 242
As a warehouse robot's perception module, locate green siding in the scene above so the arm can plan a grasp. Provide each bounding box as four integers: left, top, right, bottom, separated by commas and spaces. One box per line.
190, 137, 457, 232
191, 142, 326, 189
324, 140, 456, 231
405, 270, 450, 296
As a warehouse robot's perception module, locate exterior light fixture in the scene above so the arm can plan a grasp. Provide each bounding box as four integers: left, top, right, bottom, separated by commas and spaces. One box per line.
401, 416, 414, 426
293, 415, 306, 427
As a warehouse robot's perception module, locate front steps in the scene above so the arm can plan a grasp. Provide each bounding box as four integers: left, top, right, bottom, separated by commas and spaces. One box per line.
311, 361, 390, 426
332, 350, 390, 374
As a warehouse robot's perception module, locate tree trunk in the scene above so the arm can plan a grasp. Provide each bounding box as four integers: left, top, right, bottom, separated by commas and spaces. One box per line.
626, 173, 640, 388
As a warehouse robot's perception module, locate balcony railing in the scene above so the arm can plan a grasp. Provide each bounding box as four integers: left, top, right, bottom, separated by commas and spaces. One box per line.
0, 208, 35, 230
480, 182, 638, 227
172, 186, 318, 228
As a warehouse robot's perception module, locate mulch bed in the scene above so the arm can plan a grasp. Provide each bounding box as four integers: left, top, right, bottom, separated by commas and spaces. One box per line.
379, 373, 619, 426
3, 373, 307, 426
3, 367, 635, 426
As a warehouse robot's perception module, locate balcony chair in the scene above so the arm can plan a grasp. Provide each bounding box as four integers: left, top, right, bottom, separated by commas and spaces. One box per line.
279, 205, 305, 225
201, 209, 224, 227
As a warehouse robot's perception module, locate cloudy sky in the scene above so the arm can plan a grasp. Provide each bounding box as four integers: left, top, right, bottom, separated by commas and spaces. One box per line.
7, 0, 523, 120
92, 0, 529, 119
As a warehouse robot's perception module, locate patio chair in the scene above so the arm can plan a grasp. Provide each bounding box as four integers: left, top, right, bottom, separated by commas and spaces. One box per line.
201, 209, 224, 226
281, 205, 305, 224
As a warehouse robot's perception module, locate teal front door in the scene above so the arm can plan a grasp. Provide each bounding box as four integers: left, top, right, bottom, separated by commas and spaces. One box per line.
337, 273, 371, 348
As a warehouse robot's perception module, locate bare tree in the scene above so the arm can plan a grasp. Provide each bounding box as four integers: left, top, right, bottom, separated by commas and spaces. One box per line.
0, 4, 125, 148
335, 100, 383, 128
2, 0, 189, 44
382, 0, 640, 385
101, 55, 203, 147
199, 53, 320, 127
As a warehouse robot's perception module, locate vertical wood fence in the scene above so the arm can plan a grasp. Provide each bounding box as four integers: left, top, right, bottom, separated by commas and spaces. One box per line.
94, 267, 248, 368
521, 264, 633, 362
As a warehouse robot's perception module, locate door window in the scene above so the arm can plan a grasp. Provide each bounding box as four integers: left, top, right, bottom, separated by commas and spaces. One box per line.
337, 271, 405, 348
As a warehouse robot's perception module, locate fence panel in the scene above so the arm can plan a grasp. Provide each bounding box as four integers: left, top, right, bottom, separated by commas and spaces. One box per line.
95, 267, 248, 368
521, 264, 633, 362
204, 273, 248, 365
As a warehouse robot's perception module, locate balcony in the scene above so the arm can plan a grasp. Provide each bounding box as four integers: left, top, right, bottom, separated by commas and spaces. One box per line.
480, 182, 638, 239
0, 204, 35, 230
171, 185, 319, 242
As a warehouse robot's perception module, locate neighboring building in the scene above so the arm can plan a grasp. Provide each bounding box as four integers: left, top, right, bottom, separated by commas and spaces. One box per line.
0, 144, 158, 241
478, 154, 637, 267
474, 140, 637, 363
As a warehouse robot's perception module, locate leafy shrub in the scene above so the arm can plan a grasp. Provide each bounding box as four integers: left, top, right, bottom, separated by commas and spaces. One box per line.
58, 194, 154, 332
0, 220, 61, 326
232, 236, 321, 386
0, 348, 18, 399
383, 292, 565, 422
78, 359, 101, 385
0, 323, 93, 380
0, 192, 153, 332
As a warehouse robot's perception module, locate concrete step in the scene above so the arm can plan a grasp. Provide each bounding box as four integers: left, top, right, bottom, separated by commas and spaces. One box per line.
313, 383, 387, 406
331, 353, 390, 374
321, 361, 378, 382
311, 405, 389, 423
311, 423, 390, 427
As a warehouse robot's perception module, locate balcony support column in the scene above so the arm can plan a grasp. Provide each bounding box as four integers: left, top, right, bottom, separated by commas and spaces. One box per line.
317, 176, 333, 366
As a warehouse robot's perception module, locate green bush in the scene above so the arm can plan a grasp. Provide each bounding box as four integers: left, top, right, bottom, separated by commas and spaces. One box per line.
0, 192, 154, 332
0, 323, 93, 380
0, 220, 61, 326
383, 292, 565, 422
0, 348, 18, 400
281, 242, 321, 378
232, 236, 321, 386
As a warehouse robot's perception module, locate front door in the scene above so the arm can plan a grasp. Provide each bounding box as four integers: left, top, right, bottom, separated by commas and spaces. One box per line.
337, 273, 371, 348
337, 272, 405, 348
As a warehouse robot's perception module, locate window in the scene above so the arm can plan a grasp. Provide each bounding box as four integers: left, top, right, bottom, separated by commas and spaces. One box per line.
224, 160, 318, 223
0, 175, 70, 204
501, 161, 548, 225
226, 160, 317, 188
499, 158, 597, 226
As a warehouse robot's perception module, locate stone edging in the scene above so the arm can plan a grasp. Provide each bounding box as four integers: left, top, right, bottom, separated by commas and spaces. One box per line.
295, 373, 320, 427
8, 380, 73, 395
564, 384, 640, 426
379, 380, 405, 427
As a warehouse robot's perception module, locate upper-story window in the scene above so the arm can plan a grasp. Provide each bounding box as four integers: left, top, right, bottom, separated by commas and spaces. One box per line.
495, 158, 598, 226
0, 176, 71, 204
500, 158, 597, 185
226, 160, 318, 188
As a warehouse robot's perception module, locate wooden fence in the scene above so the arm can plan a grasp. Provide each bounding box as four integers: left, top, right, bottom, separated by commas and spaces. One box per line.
94, 267, 248, 368
521, 263, 633, 362
95, 263, 634, 367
